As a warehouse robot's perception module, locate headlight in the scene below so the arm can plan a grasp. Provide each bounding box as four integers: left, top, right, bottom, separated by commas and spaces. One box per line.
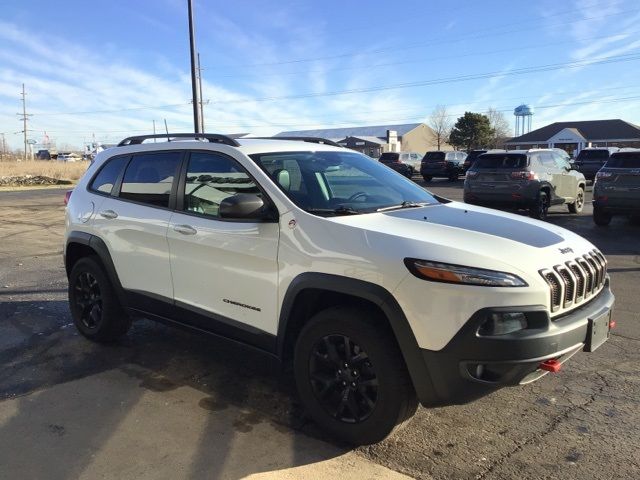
404, 259, 527, 287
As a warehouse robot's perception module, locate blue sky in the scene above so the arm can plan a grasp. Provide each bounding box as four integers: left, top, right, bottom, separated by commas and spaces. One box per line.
1, 0, 639, 150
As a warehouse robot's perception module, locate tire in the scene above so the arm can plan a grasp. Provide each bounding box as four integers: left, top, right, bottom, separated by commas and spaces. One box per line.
568, 187, 585, 213
529, 191, 549, 220
448, 171, 459, 182
422, 175, 432, 182
294, 305, 417, 445
68, 256, 131, 342
593, 207, 612, 227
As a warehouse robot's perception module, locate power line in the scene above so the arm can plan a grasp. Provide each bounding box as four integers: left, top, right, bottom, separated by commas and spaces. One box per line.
21, 52, 640, 120
205, 30, 640, 80
206, 52, 640, 105
216, 6, 639, 69
30, 93, 640, 133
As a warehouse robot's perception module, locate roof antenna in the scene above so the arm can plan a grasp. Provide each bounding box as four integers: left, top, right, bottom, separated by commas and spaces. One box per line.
164, 119, 170, 141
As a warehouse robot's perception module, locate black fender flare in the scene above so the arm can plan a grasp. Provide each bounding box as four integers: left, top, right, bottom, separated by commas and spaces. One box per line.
65, 231, 127, 306
276, 272, 437, 404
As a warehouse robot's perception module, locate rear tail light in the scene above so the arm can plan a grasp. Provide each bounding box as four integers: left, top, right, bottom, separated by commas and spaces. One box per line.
596, 171, 613, 180
510, 171, 538, 180
64, 190, 73, 206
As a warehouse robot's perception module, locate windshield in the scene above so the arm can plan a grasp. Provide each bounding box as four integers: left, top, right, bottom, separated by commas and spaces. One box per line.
423, 151, 445, 162
250, 150, 437, 215
605, 152, 640, 168
576, 150, 610, 162
473, 154, 528, 169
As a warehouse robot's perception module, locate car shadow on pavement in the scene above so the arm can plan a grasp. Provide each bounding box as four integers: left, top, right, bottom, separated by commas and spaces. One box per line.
0, 300, 351, 480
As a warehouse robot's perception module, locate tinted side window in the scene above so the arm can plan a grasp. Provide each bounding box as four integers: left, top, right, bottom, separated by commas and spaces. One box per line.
119, 152, 182, 208
90, 156, 128, 194
182, 152, 261, 219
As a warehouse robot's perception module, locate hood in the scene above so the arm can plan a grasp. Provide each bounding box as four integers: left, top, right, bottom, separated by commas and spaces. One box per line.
327, 201, 595, 278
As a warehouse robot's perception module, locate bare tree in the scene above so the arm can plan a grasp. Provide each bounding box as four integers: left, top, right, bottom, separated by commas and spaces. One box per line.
486, 107, 511, 148
428, 105, 453, 150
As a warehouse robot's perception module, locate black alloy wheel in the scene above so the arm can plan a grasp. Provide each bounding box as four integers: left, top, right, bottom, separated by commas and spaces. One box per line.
74, 272, 103, 330
309, 334, 378, 423
294, 305, 417, 445
69, 256, 131, 342
530, 192, 549, 220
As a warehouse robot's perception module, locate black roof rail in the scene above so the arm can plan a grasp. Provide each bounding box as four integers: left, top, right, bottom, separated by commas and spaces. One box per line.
117, 133, 240, 147
247, 136, 343, 148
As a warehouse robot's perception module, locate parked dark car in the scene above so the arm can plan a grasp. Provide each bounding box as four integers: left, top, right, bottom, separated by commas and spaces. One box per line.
420, 151, 467, 181
463, 150, 487, 172
592, 149, 640, 226
464, 149, 586, 220
378, 152, 413, 178
573, 147, 619, 181
36, 149, 51, 160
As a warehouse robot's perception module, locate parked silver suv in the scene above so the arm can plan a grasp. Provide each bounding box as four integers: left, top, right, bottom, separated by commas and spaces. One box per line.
593, 148, 640, 226
464, 149, 587, 220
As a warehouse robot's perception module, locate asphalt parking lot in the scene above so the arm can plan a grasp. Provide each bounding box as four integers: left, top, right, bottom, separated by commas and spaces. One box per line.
1, 181, 639, 480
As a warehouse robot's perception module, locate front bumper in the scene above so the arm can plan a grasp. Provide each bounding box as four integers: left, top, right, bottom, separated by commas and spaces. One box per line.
414, 283, 615, 407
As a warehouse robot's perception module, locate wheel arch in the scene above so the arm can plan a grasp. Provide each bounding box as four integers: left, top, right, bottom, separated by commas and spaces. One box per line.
65, 231, 127, 305
277, 273, 436, 404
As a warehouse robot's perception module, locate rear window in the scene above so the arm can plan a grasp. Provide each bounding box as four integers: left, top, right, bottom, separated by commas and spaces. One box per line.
423, 151, 445, 162
576, 150, 610, 162
606, 152, 640, 168
474, 154, 528, 169
379, 153, 399, 164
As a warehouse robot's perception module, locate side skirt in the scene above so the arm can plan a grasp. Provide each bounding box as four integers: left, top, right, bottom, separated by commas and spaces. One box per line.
124, 290, 278, 359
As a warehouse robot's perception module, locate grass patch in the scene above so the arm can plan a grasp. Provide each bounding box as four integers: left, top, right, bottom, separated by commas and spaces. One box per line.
0, 160, 89, 182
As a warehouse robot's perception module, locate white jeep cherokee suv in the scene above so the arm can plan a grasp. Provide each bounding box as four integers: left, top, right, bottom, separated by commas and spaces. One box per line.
64, 133, 615, 445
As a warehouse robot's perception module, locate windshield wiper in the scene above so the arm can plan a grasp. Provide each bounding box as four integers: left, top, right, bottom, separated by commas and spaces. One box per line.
376, 201, 429, 212
304, 206, 362, 216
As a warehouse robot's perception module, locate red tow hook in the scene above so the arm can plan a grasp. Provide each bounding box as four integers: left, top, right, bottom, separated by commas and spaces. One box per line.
539, 359, 562, 373
609, 319, 617, 329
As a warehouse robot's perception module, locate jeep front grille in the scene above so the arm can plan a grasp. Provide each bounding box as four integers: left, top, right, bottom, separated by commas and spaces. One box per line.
540, 250, 607, 313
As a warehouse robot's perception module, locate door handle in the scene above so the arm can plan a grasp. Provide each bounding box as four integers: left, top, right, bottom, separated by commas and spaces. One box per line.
173, 224, 197, 235
99, 210, 118, 219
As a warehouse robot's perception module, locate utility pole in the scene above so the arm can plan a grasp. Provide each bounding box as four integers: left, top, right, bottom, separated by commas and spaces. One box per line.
153, 119, 157, 141
197, 53, 205, 132
187, 0, 202, 133
17, 83, 33, 161
0, 133, 6, 161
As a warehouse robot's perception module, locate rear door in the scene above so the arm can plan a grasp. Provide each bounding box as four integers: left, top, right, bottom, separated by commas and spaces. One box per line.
93, 150, 182, 300
551, 151, 575, 198
166, 150, 280, 339
539, 152, 565, 198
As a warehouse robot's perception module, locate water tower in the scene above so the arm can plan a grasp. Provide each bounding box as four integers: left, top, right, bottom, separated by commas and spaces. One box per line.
514, 104, 534, 137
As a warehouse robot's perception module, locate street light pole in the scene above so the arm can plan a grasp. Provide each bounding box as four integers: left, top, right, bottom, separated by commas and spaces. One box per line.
187, 0, 202, 134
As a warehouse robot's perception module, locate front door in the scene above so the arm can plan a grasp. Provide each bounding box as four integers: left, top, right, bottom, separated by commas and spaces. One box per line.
166, 151, 280, 342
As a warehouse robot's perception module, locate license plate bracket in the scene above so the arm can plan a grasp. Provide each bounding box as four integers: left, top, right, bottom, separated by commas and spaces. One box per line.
585, 310, 612, 352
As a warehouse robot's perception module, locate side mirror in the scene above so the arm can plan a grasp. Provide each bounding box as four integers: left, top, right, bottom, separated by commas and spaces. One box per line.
219, 194, 271, 220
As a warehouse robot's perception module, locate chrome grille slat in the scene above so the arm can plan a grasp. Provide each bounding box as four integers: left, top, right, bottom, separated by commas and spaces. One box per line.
540, 249, 607, 316
567, 261, 586, 302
